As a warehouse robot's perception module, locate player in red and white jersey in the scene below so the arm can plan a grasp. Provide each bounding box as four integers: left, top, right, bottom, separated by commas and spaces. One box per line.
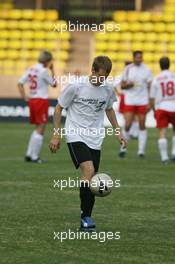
150, 56, 175, 163
120, 50, 152, 158
18, 50, 57, 163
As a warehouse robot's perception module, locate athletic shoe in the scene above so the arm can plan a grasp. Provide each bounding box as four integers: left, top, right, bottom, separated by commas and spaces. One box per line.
161, 159, 169, 165
138, 153, 145, 158
171, 156, 175, 162
119, 147, 127, 158
25, 156, 32, 162
31, 158, 45, 164
80, 217, 96, 232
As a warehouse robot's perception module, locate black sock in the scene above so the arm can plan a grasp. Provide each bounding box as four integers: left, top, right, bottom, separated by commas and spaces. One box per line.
90, 194, 95, 216
80, 182, 94, 218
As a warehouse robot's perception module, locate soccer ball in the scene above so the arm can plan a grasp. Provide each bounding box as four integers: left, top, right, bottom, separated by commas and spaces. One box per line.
90, 173, 113, 197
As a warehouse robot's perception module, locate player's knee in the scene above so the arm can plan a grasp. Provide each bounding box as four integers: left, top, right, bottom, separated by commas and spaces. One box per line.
81, 163, 95, 181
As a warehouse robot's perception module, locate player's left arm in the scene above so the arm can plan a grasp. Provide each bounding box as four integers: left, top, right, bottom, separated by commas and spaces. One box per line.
146, 69, 153, 111
106, 108, 127, 149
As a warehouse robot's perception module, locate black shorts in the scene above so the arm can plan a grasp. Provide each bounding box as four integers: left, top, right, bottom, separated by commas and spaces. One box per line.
67, 141, 101, 172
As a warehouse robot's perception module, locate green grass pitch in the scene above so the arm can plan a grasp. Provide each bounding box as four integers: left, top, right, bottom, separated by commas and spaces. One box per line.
0, 122, 175, 264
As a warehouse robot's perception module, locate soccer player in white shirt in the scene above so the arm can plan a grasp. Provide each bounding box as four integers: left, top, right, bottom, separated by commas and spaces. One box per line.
18, 50, 57, 163
49, 56, 127, 231
150, 56, 175, 163
120, 50, 152, 158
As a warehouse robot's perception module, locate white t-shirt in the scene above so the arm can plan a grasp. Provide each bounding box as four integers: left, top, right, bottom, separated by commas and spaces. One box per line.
58, 76, 117, 150
150, 70, 175, 112
121, 63, 152, 105
18, 63, 56, 99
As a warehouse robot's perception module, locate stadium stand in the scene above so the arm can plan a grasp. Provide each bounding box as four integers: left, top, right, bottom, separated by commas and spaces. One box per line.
0, 7, 71, 75
95, 0, 175, 76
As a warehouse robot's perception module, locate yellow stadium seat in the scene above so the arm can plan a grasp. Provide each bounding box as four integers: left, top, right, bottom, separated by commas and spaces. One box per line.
151, 13, 163, 22
59, 41, 70, 50
144, 53, 154, 62
33, 31, 45, 39
154, 23, 166, 32
0, 20, 7, 29
139, 12, 151, 22
168, 53, 175, 62
20, 50, 31, 59
104, 21, 120, 32
115, 62, 125, 71
165, 0, 175, 4
164, 5, 175, 13
8, 40, 21, 49
112, 11, 127, 22
169, 34, 175, 42
7, 50, 20, 59
118, 42, 130, 51
30, 50, 40, 59
120, 22, 129, 32
95, 42, 107, 51
127, 12, 140, 22
9, 10, 22, 19
18, 21, 31, 30
167, 44, 175, 52
21, 10, 34, 20
45, 41, 57, 50
129, 22, 142, 32
46, 10, 58, 21
162, 13, 174, 22
21, 41, 34, 49
0, 30, 9, 39
153, 53, 167, 61
108, 32, 120, 41
0, 10, 9, 19
120, 32, 132, 41
116, 52, 130, 61
107, 42, 119, 51
56, 51, 69, 60
95, 32, 108, 41
33, 41, 46, 49
131, 42, 143, 51
3, 60, 15, 69
7, 20, 19, 29
31, 21, 43, 30
0, 50, 6, 59
156, 43, 167, 52
46, 32, 58, 40
157, 33, 170, 42
145, 32, 157, 42
34, 10, 45, 20
143, 42, 155, 52
0, 40, 8, 48
43, 21, 53, 31
132, 32, 145, 42
8, 30, 21, 39
166, 23, 175, 32
142, 22, 154, 32
58, 32, 71, 40
106, 52, 118, 61
21, 30, 33, 39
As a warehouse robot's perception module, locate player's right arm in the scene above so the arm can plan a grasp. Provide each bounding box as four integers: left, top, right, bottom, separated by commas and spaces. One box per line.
49, 83, 77, 153
18, 71, 29, 102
